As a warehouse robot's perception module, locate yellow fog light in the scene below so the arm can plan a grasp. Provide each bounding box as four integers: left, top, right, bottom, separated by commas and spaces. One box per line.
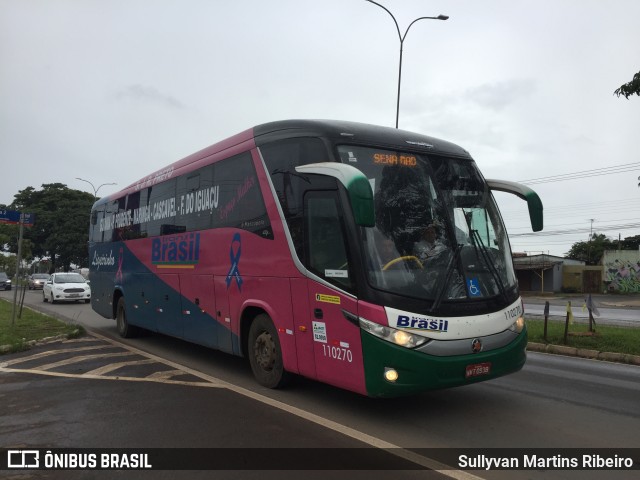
384, 368, 399, 383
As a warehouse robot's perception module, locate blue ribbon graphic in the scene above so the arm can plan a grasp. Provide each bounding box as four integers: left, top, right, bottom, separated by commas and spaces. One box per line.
226, 233, 243, 291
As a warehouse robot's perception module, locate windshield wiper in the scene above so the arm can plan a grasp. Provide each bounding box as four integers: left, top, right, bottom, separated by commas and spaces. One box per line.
429, 243, 463, 314
469, 228, 508, 301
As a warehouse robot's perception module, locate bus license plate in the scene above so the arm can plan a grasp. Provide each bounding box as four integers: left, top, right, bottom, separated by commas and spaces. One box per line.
466, 362, 491, 378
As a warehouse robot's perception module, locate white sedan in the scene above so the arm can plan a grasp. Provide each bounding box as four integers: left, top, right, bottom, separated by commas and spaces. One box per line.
43, 272, 91, 304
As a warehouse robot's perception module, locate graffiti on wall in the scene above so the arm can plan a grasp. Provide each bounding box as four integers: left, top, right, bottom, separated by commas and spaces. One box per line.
604, 259, 640, 293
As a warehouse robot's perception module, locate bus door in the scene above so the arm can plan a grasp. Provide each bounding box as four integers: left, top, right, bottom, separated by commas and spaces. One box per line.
154, 274, 183, 338
180, 274, 217, 349
303, 190, 365, 393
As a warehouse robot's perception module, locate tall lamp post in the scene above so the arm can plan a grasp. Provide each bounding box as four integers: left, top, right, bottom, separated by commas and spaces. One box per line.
76, 177, 117, 201
365, 0, 448, 128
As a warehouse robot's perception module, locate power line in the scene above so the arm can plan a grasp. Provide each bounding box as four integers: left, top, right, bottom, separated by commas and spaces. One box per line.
510, 221, 640, 237
506, 217, 640, 232
517, 162, 640, 185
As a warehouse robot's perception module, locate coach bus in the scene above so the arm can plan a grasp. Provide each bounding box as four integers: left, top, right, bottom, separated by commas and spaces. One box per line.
88, 120, 543, 397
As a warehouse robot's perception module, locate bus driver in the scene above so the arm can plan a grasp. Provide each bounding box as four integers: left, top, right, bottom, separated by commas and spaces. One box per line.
414, 223, 446, 262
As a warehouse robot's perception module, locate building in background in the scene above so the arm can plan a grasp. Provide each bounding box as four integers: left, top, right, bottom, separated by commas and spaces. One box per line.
513, 250, 640, 294
513, 253, 584, 293
602, 250, 640, 293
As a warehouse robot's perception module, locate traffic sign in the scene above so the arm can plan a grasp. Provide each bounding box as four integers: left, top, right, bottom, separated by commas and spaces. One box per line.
0, 209, 35, 226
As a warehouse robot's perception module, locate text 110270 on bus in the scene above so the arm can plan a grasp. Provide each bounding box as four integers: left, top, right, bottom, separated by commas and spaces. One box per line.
88, 120, 542, 397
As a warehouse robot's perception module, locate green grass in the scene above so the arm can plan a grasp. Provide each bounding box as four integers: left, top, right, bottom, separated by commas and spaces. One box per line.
526, 318, 640, 356
0, 298, 84, 353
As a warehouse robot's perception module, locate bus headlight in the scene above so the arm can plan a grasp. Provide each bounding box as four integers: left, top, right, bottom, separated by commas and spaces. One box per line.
359, 317, 428, 348
508, 317, 525, 334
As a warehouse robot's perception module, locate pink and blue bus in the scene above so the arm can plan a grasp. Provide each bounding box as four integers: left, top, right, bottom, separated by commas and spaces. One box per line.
88, 120, 543, 397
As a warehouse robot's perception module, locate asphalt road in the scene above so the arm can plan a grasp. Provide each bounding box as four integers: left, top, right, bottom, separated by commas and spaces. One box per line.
1, 289, 640, 480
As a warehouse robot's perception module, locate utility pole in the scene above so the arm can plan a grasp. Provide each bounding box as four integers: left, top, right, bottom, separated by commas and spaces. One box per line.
587, 218, 595, 264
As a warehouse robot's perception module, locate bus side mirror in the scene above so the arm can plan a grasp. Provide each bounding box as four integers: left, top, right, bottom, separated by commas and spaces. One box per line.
295, 163, 375, 227
486, 179, 543, 232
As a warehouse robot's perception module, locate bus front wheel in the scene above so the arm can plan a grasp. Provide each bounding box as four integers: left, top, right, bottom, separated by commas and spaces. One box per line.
116, 297, 139, 338
248, 314, 290, 389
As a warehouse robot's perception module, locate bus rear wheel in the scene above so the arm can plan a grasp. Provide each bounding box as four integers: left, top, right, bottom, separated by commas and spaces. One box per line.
248, 314, 290, 389
116, 297, 140, 338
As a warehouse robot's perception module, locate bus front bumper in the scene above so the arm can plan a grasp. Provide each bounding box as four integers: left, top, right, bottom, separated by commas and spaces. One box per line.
361, 326, 528, 398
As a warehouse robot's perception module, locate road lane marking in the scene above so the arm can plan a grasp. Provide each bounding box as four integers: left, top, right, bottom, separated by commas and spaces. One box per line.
146, 369, 190, 380
37, 351, 135, 371
0, 345, 114, 367
83, 358, 157, 376
0, 328, 483, 478
88, 331, 483, 480
0, 366, 223, 388
0, 333, 229, 387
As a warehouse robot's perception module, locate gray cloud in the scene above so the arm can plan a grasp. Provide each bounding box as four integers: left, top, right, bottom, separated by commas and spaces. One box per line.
463, 79, 537, 110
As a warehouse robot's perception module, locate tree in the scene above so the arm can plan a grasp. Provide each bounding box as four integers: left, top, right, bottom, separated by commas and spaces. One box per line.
2, 184, 95, 272
614, 70, 640, 99
619, 234, 640, 250
565, 233, 615, 265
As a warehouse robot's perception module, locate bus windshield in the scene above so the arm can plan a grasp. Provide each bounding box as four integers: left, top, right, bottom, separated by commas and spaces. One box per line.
336, 145, 516, 302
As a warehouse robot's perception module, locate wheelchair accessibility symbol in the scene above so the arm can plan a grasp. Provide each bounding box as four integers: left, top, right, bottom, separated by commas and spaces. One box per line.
467, 278, 482, 297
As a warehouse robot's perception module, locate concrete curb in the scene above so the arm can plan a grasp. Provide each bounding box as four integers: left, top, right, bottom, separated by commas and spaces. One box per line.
527, 342, 640, 366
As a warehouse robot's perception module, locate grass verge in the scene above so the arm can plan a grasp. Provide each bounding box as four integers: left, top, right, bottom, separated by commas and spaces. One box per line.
526, 318, 640, 356
0, 298, 84, 354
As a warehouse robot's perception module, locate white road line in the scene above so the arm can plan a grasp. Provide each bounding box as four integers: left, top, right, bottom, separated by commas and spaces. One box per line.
84, 358, 157, 376
62, 338, 103, 343
0, 345, 114, 367
37, 351, 135, 371
0, 366, 222, 388
89, 331, 483, 480
146, 369, 189, 380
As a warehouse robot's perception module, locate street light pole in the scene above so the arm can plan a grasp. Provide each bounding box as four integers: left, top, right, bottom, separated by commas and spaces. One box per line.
365, 0, 448, 128
76, 178, 117, 201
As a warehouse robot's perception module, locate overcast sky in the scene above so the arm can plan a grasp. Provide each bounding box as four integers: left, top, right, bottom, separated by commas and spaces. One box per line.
1, 0, 639, 257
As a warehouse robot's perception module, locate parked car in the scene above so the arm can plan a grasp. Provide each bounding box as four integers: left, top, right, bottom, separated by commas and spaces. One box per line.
0, 272, 11, 290
43, 272, 91, 304
28, 273, 50, 290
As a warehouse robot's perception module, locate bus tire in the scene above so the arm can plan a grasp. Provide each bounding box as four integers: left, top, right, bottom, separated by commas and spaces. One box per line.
116, 297, 139, 338
248, 314, 290, 389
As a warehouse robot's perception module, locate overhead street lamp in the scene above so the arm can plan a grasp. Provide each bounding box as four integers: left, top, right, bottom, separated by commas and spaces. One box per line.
76, 177, 117, 201
365, 0, 448, 129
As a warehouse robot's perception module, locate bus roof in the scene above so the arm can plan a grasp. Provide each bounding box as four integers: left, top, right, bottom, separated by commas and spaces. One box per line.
98, 119, 471, 206
253, 119, 471, 158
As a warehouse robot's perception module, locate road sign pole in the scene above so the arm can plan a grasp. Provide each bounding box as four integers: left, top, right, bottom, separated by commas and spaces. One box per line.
11, 213, 25, 327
